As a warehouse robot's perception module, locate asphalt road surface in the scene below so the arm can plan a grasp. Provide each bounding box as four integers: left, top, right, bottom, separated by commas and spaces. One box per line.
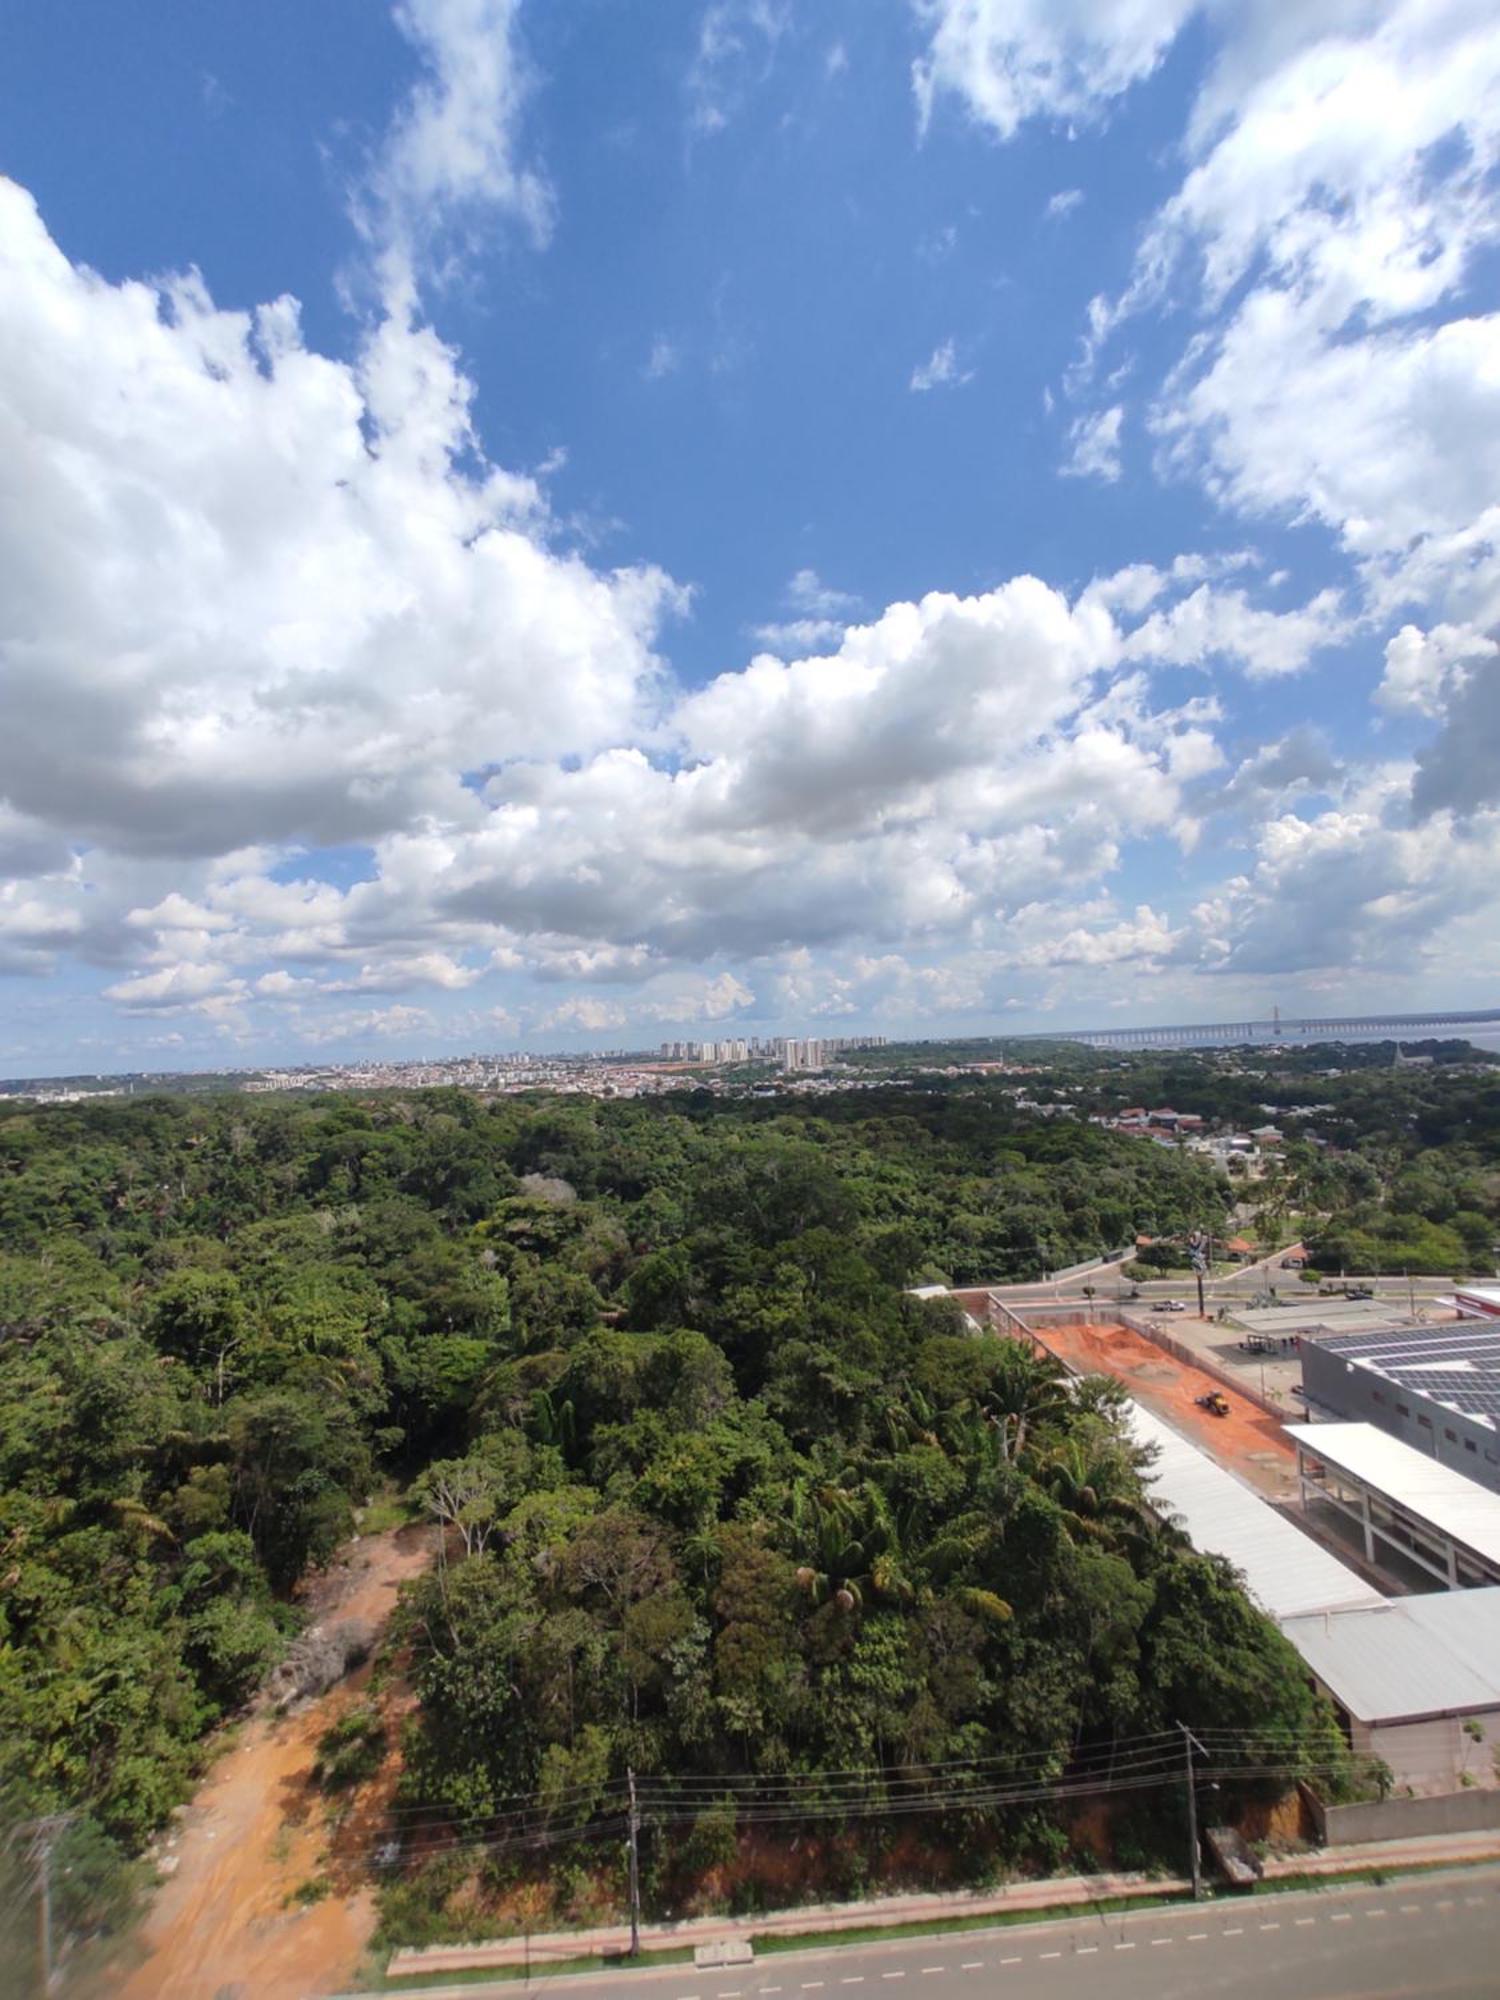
379, 1867, 1500, 2000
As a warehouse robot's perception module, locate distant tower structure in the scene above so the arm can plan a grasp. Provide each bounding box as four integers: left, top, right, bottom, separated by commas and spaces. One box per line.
1273, 1003, 1281, 1035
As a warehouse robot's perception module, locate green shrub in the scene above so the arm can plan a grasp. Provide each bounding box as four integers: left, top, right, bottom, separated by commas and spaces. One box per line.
313, 1704, 387, 1791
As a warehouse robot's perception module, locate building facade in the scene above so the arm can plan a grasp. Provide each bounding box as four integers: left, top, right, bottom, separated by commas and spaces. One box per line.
1301, 1326, 1500, 1494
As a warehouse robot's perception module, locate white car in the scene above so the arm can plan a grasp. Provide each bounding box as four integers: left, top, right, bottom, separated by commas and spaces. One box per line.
1159, 1298, 1188, 1311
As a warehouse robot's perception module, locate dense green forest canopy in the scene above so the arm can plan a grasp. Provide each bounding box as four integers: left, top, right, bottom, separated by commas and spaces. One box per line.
2, 1065, 1483, 1942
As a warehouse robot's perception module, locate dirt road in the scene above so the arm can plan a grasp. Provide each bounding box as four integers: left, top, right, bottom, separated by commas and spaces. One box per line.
1038, 1319, 1298, 1497
111, 1522, 431, 2000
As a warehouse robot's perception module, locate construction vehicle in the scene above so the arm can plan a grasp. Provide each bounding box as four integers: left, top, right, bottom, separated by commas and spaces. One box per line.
1195, 1390, 1231, 1417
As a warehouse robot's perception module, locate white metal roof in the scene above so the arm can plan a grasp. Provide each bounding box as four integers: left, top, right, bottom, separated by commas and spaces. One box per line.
1279, 1589, 1500, 1723
1284, 1422, 1500, 1566
1126, 1403, 1383, 1620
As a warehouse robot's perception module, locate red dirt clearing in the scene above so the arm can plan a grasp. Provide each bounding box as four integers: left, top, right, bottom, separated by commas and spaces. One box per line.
1038, 1319, 1298, 1498
110, 1522, 432, 2000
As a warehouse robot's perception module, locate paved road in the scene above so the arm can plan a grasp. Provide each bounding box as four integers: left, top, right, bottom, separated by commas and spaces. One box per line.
375, 1867, 1500, 2000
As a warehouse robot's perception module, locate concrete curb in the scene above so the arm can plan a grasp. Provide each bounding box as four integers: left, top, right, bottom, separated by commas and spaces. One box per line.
385, 1872, 1184, 1979
378, 1830, 1500, 1986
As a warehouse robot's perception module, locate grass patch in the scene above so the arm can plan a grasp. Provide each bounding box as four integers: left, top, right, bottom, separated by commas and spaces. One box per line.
358, 1485, 421, 1536
376, 1947, 696, 1989
750, 1893, 1190, 1954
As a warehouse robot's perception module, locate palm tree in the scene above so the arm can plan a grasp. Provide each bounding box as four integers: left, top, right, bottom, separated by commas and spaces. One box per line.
790, 1479, 911, 1613
1035, 1434, 1158, 1553
975, 1342, 1071, 1463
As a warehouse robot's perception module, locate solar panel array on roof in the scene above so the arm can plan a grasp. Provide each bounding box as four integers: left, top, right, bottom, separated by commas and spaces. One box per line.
1317, 1323, 1500, 1424
1321, 1324, 1500, 1365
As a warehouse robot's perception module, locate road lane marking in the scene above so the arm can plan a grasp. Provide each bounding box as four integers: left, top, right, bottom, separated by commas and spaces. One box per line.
1331, 1912, 1352, 1923
1437, 1899, 1456, 1911
920, 1968, 944, 1976
1367, 1909, 1386, 1919
1038, 1952, 1061, 1961
1400, 1904, 1421, 1914
1260, 1921, 1281, 1931
802, 1983, 824, 1990
1114, 1942, 1135, 1952
1465, 1896, 1485, 1907
1294, 1917, 1316, 1927
1150, 1937, 1173, 1947
842, 1980, 864, 1986
1000, 1957, 1022, 1966
1188, 1931, 1208, 1940
881, 1975, 904, 1981
1076, 1945, 1097, 1955
960, 1962, 983, 1970
1224, 1927, 1244, 1936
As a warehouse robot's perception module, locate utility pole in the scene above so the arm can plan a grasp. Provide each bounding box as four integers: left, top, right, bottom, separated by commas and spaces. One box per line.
626, 1767, 642, 1958
1177, 1724, 1207, 1901
10, 1812, 73, 1995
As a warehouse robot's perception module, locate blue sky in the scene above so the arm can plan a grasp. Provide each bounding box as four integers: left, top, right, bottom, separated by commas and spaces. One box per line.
1, 0, 1498, 1071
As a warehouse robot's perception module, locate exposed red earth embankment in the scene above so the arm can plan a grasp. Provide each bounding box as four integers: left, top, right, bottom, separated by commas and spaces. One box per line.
110, 1522, 430, 2000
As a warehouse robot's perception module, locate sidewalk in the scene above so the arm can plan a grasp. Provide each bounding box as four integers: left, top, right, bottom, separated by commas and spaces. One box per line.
384, 1827, 1500, 1982
1262, 1826, 1500, 1878
385, 1874, 1188, 1980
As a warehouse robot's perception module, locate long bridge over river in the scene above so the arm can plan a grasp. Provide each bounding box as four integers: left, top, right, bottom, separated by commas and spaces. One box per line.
1030, 1008, 1500, 1051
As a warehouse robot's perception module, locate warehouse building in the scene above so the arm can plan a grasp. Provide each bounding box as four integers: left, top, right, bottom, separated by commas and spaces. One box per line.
1126, 1404, 1500, 1792
1300, 1323, 1500, 1493
1279, 1591, 1500, 1791
1125, 1402, 1384, 1618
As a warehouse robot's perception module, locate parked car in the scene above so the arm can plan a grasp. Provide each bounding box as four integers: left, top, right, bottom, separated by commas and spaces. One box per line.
1280, 1254, 1307, 1269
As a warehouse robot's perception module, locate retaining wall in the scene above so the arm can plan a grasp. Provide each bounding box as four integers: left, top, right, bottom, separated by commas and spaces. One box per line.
1301, 1783, 1500, 1845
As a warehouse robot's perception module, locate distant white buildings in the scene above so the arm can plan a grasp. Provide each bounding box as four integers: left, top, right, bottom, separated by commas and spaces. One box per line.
655, 1034, 888, 1070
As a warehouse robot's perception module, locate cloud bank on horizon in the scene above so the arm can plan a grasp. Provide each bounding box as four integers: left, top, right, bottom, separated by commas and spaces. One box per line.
1, 0, 1498, 1070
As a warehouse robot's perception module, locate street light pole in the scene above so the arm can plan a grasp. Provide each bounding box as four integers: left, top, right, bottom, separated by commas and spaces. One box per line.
626, 1767, 642, 1958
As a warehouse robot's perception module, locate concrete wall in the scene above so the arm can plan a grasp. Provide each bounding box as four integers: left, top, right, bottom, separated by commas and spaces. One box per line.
1305, 1779, 1500, 1846
1047, 1249, 1132, 1283
1301, 1343, 1500, 1493
1347, 1713, 1500, 1793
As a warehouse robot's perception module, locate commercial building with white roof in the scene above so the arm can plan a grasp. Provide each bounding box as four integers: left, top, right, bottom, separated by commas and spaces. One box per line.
1125, 1403, 1383, 1619
1279, 1591, 1500, 1790
1020, 1304, 1500, 1794
1127, 1404, 1500, 1790
1285, 1421, 1500, 1588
